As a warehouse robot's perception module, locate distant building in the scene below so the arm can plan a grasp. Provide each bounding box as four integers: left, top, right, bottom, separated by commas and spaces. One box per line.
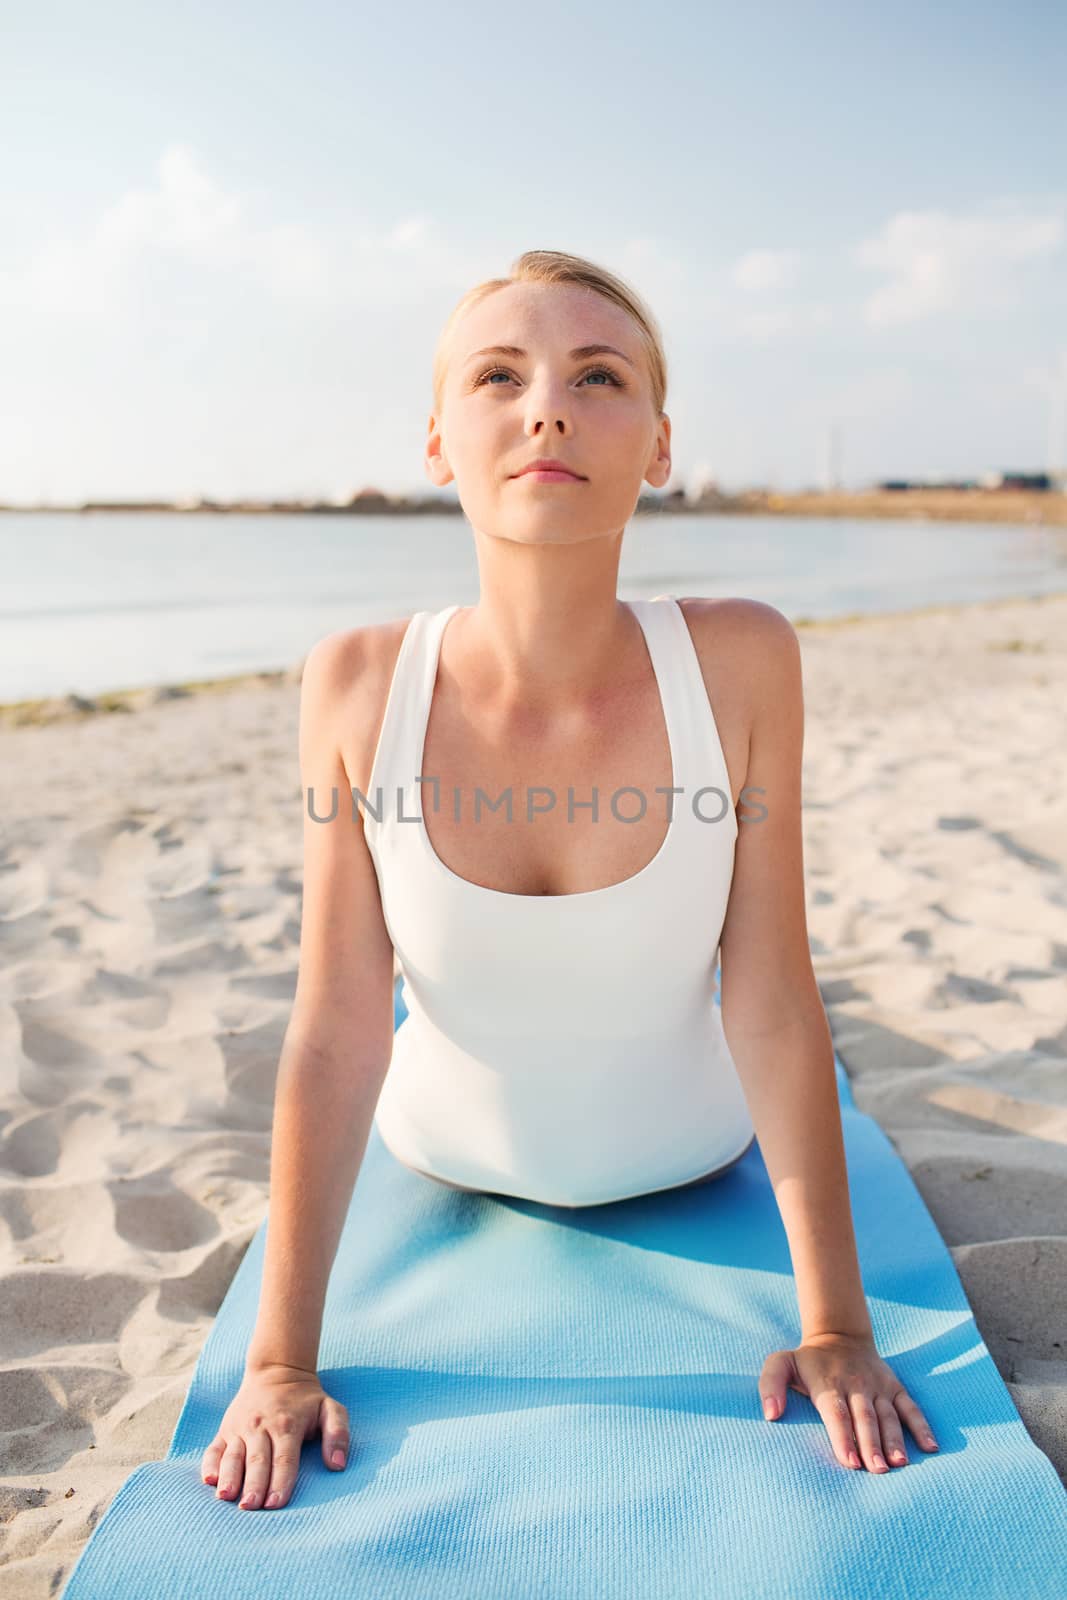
878, 472, 1053, 493
980, 471, 1052, 492
875, 478, 978, 492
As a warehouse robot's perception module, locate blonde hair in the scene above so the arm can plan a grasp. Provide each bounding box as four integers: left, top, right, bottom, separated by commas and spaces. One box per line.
432, 248, 668, 419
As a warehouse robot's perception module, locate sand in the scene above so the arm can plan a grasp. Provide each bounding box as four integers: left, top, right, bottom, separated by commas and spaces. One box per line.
1, 591, 1065, 1594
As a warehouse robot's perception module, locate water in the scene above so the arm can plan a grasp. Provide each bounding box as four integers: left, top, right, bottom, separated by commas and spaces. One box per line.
1, 509, 1065, 702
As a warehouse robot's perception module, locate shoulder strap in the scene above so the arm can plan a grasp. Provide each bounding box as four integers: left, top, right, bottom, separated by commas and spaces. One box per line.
647, 595, 732, 812
362, 610, 431, 834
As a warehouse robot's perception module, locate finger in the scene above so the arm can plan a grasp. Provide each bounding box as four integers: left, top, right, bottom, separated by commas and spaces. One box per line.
320, 1396, 351, 1469
238, 1429, 273, 1510
758, 1350, 794, 1421
874, 1394, 909, 1467
891, 1387, 940, 1452
848, 1391, 889, 1473
201, 1434, 226, 1486
215, 1435, 246, 1500
262, 1411, 303, 1510
814, 1389, 862, 1470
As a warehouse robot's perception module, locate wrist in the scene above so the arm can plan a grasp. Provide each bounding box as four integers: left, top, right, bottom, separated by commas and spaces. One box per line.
245, 1345, 319, 1376
800, 1322, 875, 1346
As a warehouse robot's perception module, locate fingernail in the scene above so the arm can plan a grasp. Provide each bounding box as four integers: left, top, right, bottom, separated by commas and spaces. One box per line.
849, 1451, 861, 1468
763, 1398, 776, 1420
873, 1454, 887, 1471
266, 1492, 280, 1508
892, 1449, 907, 1463
331, 1449, 346, 1468
925, 1433, 939, 1449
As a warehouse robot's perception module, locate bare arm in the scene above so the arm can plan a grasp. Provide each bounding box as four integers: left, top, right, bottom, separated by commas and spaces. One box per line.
714, 605, 940, 1473
717, 604, 872, 1342
244, 627, 398, 1373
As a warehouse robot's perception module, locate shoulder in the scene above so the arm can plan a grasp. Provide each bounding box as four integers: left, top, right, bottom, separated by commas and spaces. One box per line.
677, 596, 801, 708
675, 599, 802, 797
297, 616, 418, 792
676, 595, 798, 657
300, 611, 415, 681
677, 593, 800, 691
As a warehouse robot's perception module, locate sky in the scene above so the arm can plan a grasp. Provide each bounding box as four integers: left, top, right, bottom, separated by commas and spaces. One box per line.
1, 0, 1065, 502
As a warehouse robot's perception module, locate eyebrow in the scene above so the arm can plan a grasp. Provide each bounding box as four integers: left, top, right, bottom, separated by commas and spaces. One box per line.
463, 343, 637, 370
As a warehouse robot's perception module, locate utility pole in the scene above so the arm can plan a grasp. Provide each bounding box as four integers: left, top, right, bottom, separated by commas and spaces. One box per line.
821, 423, 842, 492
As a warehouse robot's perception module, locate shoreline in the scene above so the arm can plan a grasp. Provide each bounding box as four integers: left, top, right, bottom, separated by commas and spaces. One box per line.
730, 488, 1067, 525
3, 586, 1066, 730
3, 487, 1066, 524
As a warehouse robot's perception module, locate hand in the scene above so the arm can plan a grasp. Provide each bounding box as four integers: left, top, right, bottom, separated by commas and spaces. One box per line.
200, 1362, 350, 1510
759, 1331, 940, 1472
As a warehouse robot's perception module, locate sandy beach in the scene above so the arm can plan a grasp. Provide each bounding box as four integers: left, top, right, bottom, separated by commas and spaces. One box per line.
1, 590, 1065, 1594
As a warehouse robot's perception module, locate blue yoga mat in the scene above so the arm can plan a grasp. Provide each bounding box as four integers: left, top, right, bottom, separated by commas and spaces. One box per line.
64, 978, 1065, 1598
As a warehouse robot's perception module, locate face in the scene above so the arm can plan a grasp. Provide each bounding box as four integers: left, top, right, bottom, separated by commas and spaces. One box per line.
425, 281, 672, 545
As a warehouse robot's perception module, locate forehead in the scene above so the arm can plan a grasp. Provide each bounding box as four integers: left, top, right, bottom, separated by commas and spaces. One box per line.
455, 280, 639, 355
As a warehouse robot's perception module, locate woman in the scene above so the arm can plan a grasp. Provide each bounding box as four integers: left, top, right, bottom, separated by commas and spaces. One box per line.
200, 249, 940, 1514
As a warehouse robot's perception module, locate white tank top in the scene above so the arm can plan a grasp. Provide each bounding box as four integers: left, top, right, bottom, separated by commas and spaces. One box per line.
362, 594, 754, 1208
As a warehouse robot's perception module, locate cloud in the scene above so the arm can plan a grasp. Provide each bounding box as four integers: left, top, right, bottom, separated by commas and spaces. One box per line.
614, 239, 819, 343
724, 302, 834, 344
730, 248, 803, 293
0, 143, 498, 499
854, 206, 1065, 326
0, 142, 335, 328
711, 249, 833, 342
0, 144, 477, 337
94, 144, 244, 261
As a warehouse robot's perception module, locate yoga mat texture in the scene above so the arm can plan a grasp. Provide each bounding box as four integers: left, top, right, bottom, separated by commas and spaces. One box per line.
63, 978, 1066, 1598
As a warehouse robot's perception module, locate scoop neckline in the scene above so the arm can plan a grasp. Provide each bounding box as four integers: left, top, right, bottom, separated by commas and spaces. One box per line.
416, 597, 679, 903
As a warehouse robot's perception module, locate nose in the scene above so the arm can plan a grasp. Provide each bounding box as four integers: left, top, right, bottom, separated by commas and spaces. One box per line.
523, 370, 572, 436
525, 402, 569, 436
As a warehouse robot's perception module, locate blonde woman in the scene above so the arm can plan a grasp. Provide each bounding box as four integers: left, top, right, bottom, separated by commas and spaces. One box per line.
200, 249, 940, 1513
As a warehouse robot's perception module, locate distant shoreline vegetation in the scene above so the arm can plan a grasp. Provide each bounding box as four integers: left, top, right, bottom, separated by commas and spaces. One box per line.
2, 479, 1066, 525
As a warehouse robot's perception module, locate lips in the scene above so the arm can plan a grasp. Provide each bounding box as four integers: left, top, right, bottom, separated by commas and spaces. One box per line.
513, 459, 585, 479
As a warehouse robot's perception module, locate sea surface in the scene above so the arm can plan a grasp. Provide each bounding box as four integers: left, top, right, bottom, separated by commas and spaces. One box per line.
2, 509, 1066, 702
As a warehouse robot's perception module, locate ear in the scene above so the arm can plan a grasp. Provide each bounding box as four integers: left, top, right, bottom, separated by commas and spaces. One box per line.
425, 414, 454, 488
645, 412, 672, 489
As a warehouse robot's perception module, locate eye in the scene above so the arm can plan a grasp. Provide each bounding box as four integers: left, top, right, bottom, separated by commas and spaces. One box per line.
474, 363, 624, 389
